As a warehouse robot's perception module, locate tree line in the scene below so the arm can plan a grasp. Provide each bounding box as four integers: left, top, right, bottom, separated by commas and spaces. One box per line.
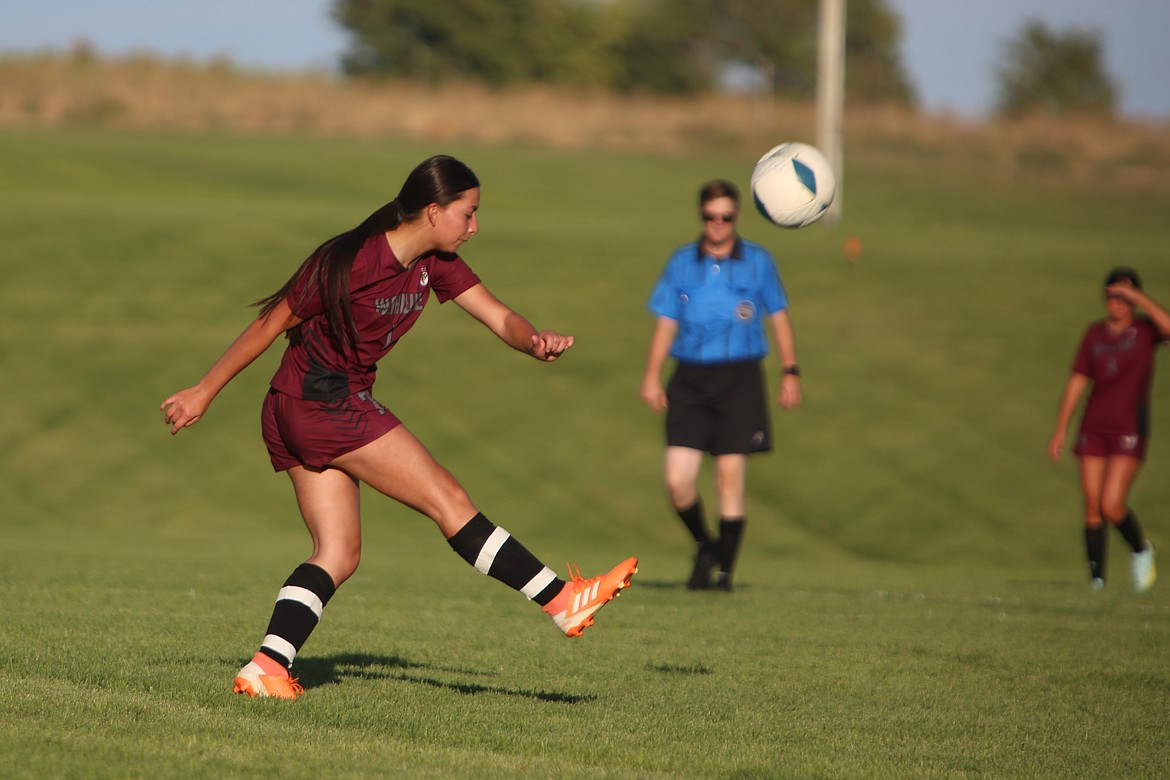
332, 0, 914, 103
332, 1, 1119, 117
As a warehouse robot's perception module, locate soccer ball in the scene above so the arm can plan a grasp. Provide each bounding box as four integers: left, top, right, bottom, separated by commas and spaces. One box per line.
750, 142, 836, 228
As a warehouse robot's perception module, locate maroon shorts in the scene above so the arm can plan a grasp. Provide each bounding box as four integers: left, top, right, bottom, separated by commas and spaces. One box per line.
1074, 431, 1147, 461
261, 388, 402, 472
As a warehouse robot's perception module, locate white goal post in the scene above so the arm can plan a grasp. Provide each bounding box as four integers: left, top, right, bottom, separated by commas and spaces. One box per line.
815, 0, 846, 224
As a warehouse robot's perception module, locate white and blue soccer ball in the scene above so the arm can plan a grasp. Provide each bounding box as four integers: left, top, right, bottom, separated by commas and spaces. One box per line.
750, 142, 836, 228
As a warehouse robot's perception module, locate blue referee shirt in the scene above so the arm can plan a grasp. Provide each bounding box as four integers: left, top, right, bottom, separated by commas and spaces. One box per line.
647, 238, 788, 364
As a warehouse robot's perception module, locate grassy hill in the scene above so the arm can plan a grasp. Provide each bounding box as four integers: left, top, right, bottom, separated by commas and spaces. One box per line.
3, 49, 1169, 189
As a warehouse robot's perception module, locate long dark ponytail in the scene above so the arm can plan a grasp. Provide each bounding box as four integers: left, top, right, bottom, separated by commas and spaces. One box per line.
255, 155, 480, 354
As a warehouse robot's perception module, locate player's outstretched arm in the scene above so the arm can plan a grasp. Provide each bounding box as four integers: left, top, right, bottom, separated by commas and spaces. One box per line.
453, 283, 574, 361
161, 300, 300, 434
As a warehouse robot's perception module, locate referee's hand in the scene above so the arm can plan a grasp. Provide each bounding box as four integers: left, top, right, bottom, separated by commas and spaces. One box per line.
778, 374, 802, 410
641, 378, 668, 413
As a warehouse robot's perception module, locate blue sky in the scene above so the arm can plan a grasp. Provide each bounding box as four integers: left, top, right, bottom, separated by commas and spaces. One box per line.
4, 0, 1168, 119
890, 0, 1170, 118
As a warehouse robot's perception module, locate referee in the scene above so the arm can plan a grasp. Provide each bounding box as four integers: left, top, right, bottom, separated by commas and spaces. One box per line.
640, 179, 802, 591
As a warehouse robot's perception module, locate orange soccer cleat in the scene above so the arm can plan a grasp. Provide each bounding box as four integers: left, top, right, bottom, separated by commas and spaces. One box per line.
233, 661, 305, 700
545, 557, 638, 637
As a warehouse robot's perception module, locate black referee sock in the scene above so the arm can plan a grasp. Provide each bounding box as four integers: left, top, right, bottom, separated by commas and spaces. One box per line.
1084, 525, 1106, 582
259, 562, 336, 670
676, 500, 711, 545
447, 512, 564, 606
717, 517, 746, 578
1112, 511, 1147, 554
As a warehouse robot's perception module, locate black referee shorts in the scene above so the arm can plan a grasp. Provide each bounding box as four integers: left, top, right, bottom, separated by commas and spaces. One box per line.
665, 360, 772, 456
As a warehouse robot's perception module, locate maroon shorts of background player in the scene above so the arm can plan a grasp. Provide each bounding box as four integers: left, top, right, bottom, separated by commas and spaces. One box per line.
261, 387, 402, 472
1073, 430, 1148, 461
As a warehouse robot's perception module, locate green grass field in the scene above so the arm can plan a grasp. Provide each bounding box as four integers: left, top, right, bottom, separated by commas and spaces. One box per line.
2, 129, 1169, 778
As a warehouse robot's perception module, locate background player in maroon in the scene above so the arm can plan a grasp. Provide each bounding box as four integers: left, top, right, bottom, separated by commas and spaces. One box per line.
161, 155, 637, 699
1048, 268, 1170, 592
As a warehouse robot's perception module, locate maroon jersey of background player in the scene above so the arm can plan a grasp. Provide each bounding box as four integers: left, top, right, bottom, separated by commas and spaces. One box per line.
1073, 316, 1163, 441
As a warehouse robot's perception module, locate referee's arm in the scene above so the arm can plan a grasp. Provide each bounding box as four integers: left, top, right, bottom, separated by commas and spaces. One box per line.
770, 310, 801, 410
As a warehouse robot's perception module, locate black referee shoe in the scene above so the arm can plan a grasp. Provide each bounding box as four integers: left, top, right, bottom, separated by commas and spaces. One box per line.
687, 543, 719, 590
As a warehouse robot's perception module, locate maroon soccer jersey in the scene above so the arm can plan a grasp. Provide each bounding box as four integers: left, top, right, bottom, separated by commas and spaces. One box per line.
1072, 316, 1165, 436
269, 233, 480, 401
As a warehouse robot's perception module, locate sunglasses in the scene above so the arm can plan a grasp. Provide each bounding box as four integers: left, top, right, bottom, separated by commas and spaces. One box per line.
702, 212, 737, 223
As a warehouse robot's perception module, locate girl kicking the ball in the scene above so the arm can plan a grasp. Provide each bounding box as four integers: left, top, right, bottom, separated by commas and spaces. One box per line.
161, 155, 637, 699
1048, 268, 1170, 592
640, 179, 801, 592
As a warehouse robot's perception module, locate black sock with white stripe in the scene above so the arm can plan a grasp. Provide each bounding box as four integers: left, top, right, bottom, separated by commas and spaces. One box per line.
258, 562, 336, 671
447, 512, 565, 606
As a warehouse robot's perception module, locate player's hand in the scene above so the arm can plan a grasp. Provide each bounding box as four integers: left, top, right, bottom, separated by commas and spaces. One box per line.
530, 330, 574, 361
640, 377, 667, 413
1105, 281, 1140, 304
779, 374, 802, 410
1047, 431, 1066, 462
161, 385, 212, 435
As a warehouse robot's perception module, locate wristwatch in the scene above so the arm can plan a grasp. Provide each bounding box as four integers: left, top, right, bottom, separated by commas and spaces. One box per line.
782, 365, 801, 377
